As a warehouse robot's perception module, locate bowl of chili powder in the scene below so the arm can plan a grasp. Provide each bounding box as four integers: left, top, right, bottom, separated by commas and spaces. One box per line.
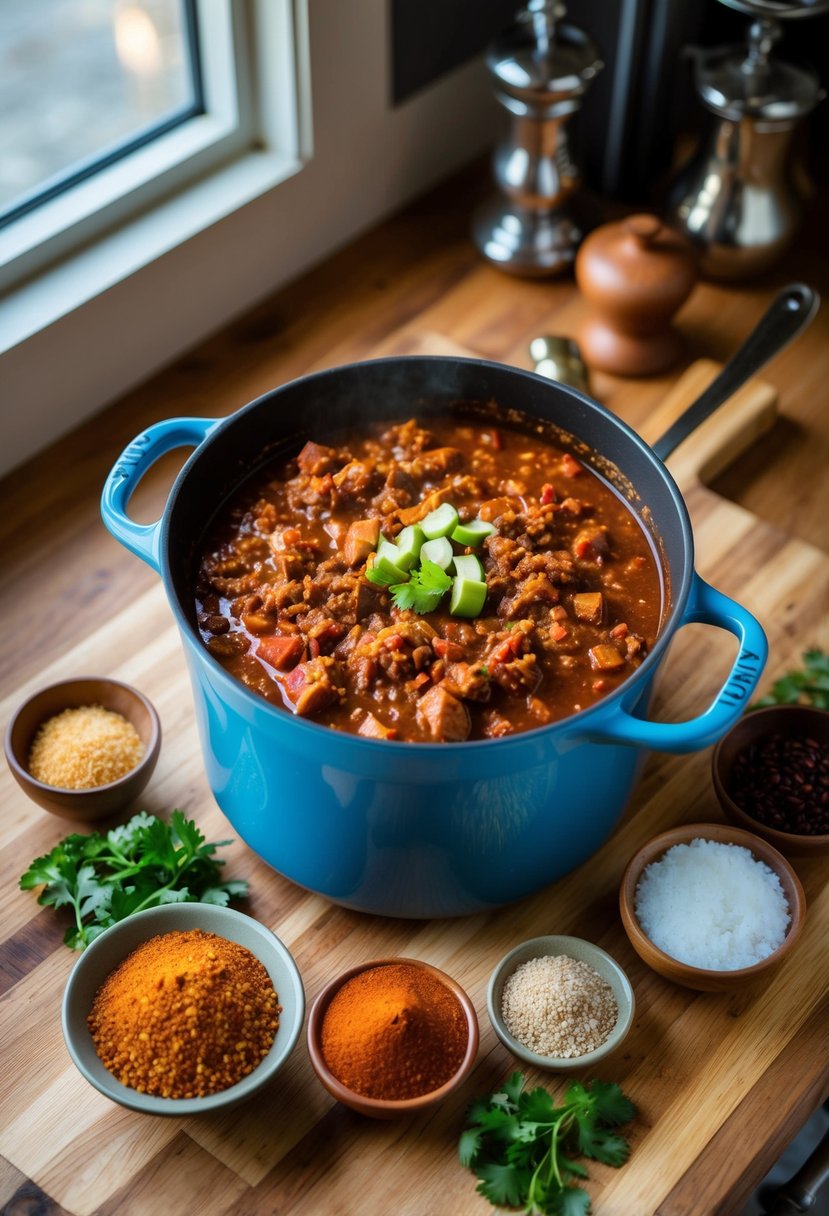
306, 957, 479, 1119
62, 903, 305, 1114
713, 705, 829, 857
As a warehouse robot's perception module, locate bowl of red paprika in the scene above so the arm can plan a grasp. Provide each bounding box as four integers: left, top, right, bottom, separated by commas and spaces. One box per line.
306, 956, 479, 1119
712, 705, 829, 857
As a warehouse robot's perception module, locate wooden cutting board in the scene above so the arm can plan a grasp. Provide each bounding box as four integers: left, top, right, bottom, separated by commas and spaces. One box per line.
1, 349, 827, 1216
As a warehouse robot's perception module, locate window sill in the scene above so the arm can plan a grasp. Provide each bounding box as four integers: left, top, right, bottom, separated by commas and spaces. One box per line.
2, 144, 309, 358
0, 148, 303, 356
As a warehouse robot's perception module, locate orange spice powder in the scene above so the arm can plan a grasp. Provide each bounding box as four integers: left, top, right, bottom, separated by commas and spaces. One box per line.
320, 962, 468, 1100
87, 929, 280, 1099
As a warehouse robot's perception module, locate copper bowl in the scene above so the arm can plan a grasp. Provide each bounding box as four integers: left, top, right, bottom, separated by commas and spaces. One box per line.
4, 677, 161, 822
712, 705, 829, 857
306, 956, 479, 1119
619, 822, 806, 992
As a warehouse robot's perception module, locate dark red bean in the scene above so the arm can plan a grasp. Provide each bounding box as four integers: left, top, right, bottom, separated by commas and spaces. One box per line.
727, 731, 829, 836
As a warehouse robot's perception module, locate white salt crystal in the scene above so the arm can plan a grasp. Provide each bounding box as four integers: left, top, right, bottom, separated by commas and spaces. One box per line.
634, 837, 790, 970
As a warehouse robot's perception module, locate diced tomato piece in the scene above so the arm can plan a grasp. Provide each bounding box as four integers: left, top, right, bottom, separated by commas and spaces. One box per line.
257, 634, 304, 671
433, 638, 465, 662
540, 483, 556, 505
561, 453, 583, 477
549, 623, 569, 643
383, 634, 404, 652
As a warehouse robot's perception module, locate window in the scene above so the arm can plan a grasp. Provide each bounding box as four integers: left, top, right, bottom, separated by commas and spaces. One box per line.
0, 0, 308, 293
0, 0, 203, 227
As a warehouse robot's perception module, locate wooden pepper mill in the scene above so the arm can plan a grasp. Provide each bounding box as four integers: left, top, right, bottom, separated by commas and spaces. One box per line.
574, 215, 698, 376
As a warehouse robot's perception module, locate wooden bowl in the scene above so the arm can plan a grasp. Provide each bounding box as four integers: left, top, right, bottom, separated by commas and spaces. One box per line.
619, 822, 806, 992
4, 677, 161, 821
487, 935, 635, 1071
712, 706, 829, 857
306, 957, 479, 1119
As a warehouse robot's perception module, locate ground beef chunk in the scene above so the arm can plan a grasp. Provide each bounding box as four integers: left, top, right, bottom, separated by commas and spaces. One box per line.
416, 684, 471, 742
442, 662, 491, 703
283, 657, 345, 717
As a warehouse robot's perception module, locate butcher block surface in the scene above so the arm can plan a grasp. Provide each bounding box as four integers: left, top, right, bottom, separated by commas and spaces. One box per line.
1, 166, 828, 1216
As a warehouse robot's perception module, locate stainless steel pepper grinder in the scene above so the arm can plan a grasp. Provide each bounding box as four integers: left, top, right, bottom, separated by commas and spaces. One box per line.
472, 0, 603, 276
665, 4, 826, 280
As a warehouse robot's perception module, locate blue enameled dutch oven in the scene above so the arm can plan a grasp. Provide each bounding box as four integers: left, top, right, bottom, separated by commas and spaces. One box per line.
100, 288, 814, 917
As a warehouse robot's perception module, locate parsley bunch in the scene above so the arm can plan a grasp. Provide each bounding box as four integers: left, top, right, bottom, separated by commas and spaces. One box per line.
20, 810, 248, 950
751, 648, 829, 711
460, 1072, 635, 1215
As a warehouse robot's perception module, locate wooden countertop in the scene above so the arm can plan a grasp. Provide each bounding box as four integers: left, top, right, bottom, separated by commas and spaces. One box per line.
1, 163, 828, 1216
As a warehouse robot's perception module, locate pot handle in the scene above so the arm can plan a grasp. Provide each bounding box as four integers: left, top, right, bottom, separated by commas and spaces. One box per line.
589, 574, 768, 753
101, 417, 219, 572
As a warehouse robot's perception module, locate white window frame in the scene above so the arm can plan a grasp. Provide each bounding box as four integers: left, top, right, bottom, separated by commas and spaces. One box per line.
0, 0, 311, 341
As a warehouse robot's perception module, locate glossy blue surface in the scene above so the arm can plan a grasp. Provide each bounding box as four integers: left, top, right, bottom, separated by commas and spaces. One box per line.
100, 357, 768, 916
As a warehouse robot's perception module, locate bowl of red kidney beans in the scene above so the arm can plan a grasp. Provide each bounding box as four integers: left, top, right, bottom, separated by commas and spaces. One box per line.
712, 705, 829, 856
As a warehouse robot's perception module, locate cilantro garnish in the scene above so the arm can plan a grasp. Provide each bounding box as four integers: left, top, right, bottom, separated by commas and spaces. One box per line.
20, 810, 248, 949
751, 648, 829, 711
365, 557, 451, 615
389, 559, 451, 614
460, 1072, 635, 1215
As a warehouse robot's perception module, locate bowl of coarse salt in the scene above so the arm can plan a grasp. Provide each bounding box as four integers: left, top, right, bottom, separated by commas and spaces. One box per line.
619, 822, 806, 992
487, 935, 635, 1072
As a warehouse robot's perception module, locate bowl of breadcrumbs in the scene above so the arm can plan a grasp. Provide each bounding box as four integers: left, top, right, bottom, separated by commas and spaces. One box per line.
5, 677, 160, 821
487, 935, 635, 1071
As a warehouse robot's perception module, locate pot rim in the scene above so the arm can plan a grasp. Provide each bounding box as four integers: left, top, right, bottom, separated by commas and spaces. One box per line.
158, 354, 696, 750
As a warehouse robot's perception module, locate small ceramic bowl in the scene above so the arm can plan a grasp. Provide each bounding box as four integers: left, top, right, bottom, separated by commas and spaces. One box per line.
4, 677, 161, 821
712, 705, 829, 857
62, 903, 305, 1115
619, 822, 806, 992
487, 935, 635, 1072
306, 957, 479, 1119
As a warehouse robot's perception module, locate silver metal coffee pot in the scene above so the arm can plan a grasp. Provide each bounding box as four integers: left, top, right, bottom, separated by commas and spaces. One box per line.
666, 9, 825, 280
472, 0, 602, 276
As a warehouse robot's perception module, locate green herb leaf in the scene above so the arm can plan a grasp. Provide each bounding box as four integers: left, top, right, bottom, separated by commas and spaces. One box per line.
475, 1161, 525, 1208
584, 1079, 635, 1128
20, 811, 248, 949
752, 648, 829, 711
559, 1187, 591, 1216
390, 558, 451, 615
460, 1072, 635, 1215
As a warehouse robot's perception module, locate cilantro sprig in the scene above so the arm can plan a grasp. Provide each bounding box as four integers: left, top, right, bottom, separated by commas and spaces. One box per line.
20, 810, 249, 950
460, 1072, 635, 1215
366, 557, 451, 614
751, 648, 829, 711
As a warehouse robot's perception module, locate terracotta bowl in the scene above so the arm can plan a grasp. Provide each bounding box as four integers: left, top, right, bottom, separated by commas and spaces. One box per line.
306, 957, 479, 1119
62, 903, 305, 1115
4, 677, 161, 822
487, 935, 635, 1072
619, 822, 806, 992
712, 705, 829, 857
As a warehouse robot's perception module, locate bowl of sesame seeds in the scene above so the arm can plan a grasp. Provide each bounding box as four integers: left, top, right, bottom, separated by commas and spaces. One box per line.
487, 935, 635, 1072
4, 677, 160, 821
